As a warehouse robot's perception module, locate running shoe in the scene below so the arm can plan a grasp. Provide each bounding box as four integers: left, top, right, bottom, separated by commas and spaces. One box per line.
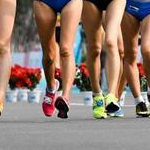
136, 102, 150, 117
0, 103, 3, 116
147, 93, 150, 103
55, 96, 69, 119
105, 93, 120, 113
42, 79, 59, 117
93, 95, 107, 119
107, 107, 124, 118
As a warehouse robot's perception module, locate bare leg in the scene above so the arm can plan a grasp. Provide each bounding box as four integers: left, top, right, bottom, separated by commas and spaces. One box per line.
33, 1, 57, 90
60, 0, 83, 99
105, 0, 126, 94
82, 1, 102, 93
121, 12, 140, 97
55, 42, 61, 68
116, 27, 127, 99
0, 0, 16, 104
140, 15, 150, 88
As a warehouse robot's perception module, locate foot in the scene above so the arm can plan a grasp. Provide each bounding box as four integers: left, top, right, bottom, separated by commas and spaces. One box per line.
42, 79, 59, 117
136, 102, 150, 117
107, 107, 124, 118
55, 96, 69, 119
105, 93, 120, 113
93, 95, 107, 119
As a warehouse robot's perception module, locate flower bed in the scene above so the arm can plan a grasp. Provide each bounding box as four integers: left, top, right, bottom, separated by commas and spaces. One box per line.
137, 63, 148, 92
9, 65, 42, 91
75, 63, 91, 91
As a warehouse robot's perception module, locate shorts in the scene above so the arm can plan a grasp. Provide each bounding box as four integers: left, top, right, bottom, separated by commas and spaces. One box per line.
125, 0, 150, 21
37, 0, 73, 13
84, 0, 113, 10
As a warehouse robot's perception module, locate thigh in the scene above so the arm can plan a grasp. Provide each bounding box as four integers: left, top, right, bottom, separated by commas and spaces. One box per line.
0, 0, 16, 43
121, 12, 140, 56
105, 0, 126, 38
82, 1, 102, 46
140, 14, 150, 51
33, 0, 57, 52
60, 0, 83, 49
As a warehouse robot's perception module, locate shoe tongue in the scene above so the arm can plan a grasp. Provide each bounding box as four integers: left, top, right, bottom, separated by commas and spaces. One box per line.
46, 86, 56, 94
46, 92, 55, 98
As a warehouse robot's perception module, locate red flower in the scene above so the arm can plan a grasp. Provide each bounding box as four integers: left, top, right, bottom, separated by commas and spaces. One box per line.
75, 63, 91, 91
15, 81, 24, 88
9, 65, 42, 90
137, 63, 148, 91
137, 63, 145, 77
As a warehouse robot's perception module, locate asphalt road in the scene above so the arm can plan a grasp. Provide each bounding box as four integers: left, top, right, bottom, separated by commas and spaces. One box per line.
0, 94, 150, 150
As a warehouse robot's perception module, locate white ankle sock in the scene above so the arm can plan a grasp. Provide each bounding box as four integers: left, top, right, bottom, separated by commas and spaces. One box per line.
134, 95, 145, 105
93, 91, 103, 97
47, 86, 56, 94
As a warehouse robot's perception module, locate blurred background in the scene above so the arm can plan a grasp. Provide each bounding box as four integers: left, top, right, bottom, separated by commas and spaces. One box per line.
11, 0, 86, 92
12, 0, 85, 68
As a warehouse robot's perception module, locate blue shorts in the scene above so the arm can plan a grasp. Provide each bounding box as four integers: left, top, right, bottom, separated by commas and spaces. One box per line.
38, 0, 73, 13
125, 0, 150, 21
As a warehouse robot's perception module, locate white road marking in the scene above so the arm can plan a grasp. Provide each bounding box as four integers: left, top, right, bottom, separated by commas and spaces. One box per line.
70, 103, 135, 107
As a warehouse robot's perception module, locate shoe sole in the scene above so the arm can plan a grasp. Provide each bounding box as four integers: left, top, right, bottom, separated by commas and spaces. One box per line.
93, 115, 107, 119
55, 98, 69, 119
106, 102, 119, 113
136, 113, 150, 118
108, 113, 124, 118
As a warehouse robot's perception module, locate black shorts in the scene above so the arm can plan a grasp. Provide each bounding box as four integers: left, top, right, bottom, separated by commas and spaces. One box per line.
84, 0, 113, 10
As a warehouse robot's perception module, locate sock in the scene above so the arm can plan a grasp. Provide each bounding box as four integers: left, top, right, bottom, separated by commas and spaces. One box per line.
134, 95, 145, 105
93, 91, 103, 97
147, 87, 150, 95
46, 85, 56, 94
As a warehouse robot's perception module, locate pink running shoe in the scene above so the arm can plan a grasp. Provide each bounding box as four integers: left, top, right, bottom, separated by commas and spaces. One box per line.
42, 79, 59, 117
55, 96, 69, 119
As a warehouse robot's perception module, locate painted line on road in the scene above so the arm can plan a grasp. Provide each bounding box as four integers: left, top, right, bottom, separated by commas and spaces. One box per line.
70, 103, 135, 107
70, 103, 85, 106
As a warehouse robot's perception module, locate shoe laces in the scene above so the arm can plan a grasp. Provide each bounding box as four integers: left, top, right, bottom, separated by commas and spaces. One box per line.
44, 93, 55, 105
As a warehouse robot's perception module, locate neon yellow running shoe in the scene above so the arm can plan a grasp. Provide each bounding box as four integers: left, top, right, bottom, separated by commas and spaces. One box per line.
105, 93, 120, 113
93, 95, 107, 119
0, 103, 3, 116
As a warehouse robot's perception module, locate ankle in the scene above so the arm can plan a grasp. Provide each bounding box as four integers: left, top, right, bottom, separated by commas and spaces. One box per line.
134, 95, 145, 105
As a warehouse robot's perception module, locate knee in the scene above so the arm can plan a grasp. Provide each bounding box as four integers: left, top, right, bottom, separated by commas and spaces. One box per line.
42, 55, 55, 65
60, 45, 71, 58
124, 49, 137, 64
88, 44, 101, 58
43, 50, 55, 65
141, 43, 150, 60
0, 41, 10, 56
105, 37, 117, 54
